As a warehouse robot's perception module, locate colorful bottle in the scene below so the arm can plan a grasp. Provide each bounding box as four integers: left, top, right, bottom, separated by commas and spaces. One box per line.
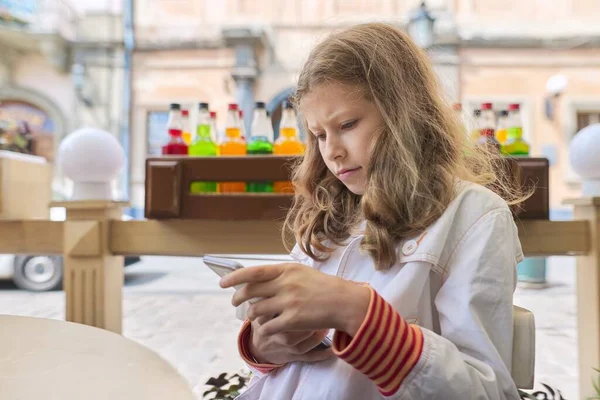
470, 109, 481, 142
274, 101, 304, 193
181, 109, 193, 145
247, 102, 274, 193
189, 102, 218, 193
239, 110, 247, 142
502, 103, 530, 156
452, 103, 462, 123
495, 110, 509, 145
218, 103, 246, 193
210, 111, 219, 145
162, 103, 188, 155
477, 103, 500, 152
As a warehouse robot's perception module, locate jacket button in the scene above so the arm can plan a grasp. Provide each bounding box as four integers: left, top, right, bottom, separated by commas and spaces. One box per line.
402, 239, 418, 256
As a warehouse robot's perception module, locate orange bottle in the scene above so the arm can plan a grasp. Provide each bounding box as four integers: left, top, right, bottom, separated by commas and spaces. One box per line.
181, 109, 193, 145
218, 103, 246, 193
273, 101, 304, 193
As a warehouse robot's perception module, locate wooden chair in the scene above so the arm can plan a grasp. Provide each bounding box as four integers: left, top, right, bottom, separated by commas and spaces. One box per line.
513, 305, 535, 389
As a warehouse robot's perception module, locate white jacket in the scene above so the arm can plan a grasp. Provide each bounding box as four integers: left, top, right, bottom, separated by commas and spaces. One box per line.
237, 182, 523, 400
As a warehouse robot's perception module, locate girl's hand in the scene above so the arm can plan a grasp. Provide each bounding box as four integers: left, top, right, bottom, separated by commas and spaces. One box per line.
220, 263, 370, 338
248, 318, 334, 365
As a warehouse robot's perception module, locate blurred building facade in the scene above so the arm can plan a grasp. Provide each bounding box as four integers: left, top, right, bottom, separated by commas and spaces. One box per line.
0, 0, 126, 197
129, 0, 600, 216
3, 1, 600, 214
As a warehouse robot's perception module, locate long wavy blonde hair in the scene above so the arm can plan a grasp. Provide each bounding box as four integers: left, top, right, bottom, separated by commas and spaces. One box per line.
284, 23, 523, 270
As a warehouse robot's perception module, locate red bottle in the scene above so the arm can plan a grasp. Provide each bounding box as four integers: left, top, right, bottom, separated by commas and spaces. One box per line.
162, 103, 188, 155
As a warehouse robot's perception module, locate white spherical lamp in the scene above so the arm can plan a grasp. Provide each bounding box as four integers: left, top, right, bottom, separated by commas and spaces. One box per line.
545, 74, 568, 96
58, 127, 125, 201
570, 123, 600, 196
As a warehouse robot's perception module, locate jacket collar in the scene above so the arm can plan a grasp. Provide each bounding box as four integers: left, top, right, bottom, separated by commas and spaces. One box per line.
292, 181, 502, 275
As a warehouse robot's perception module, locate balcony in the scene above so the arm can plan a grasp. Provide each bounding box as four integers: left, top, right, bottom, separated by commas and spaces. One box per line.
0, 0, 78, 71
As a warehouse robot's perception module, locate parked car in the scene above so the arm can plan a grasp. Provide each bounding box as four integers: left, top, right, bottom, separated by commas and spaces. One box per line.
0, 208, 141, 292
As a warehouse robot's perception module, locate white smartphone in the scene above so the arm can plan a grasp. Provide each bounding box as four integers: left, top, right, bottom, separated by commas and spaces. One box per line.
202, 255, 332, 350
202, 255, 246, 291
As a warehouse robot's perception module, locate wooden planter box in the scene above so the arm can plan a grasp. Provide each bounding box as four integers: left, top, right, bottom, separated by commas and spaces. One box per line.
0, 151, 53, 219
145, 156, 295, 220
506, 157, 549, 220
144, 156, 549, 221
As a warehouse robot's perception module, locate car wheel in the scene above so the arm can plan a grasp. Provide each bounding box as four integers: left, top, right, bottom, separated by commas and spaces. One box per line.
13, 255, 63, 292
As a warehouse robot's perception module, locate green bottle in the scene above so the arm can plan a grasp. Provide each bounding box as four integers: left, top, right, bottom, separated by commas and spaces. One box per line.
189, 103, 218, 193
246, 102, 274, 192
501, 103, 530, 156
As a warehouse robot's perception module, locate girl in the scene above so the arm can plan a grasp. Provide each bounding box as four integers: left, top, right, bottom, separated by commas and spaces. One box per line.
220, 23, 524, 400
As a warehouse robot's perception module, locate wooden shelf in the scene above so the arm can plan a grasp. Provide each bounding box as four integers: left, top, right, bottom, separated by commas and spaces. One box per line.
564, 197, 600, 206
144, 156, 550, 220
0, 220, 63, 254
109, 219, 288, 256
0, 219, 588, 258
108, 219, 589, 257
516, 220, 590, 256
0, 218, 588, 258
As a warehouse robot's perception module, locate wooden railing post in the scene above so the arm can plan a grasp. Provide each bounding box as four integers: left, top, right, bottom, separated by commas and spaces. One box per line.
568, 198, 600, 398
54, 127, 128, 333
56, 200, 127, 334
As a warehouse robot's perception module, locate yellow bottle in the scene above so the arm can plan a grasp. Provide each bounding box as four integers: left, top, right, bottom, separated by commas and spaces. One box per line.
495, 110, 508, 145
273, 101, 304, 193
218, 103, 246, 193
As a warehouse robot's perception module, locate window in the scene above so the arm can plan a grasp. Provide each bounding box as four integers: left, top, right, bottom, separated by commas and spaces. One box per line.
562, 101, 600, 183
147, 111, 169, 156
576, 111, 600, 134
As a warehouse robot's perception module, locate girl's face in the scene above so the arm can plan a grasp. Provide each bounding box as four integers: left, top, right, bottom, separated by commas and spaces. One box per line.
301, 82, 382, 195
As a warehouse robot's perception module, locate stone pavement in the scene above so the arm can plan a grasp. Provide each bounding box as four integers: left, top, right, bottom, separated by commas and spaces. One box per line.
514, 256, 578, 399
0, 255, 579, 399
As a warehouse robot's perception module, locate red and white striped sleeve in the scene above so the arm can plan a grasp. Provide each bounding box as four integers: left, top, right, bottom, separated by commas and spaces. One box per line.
332, 286, 424, 396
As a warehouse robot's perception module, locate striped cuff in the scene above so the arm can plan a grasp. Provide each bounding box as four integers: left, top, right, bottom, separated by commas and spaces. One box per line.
237, 319, 284, 374
332, 287, 424, 396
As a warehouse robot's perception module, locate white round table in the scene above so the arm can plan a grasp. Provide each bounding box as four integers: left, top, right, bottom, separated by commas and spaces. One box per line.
0, 315, 195, 400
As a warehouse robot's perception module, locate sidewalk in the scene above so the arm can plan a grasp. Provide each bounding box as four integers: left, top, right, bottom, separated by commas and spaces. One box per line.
514, 256, 578, 399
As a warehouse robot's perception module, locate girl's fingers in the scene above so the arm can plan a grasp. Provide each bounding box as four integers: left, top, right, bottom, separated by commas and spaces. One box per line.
294, 347, 335, 363
273, 330, 314, 348
220, 264, 284, 289
255, 315, 273, 325
291, 330, 331, 354
232, 281, 278, 307
258, 312, 301, 337
247, 297, 284, 322
258, 305, 329, 336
